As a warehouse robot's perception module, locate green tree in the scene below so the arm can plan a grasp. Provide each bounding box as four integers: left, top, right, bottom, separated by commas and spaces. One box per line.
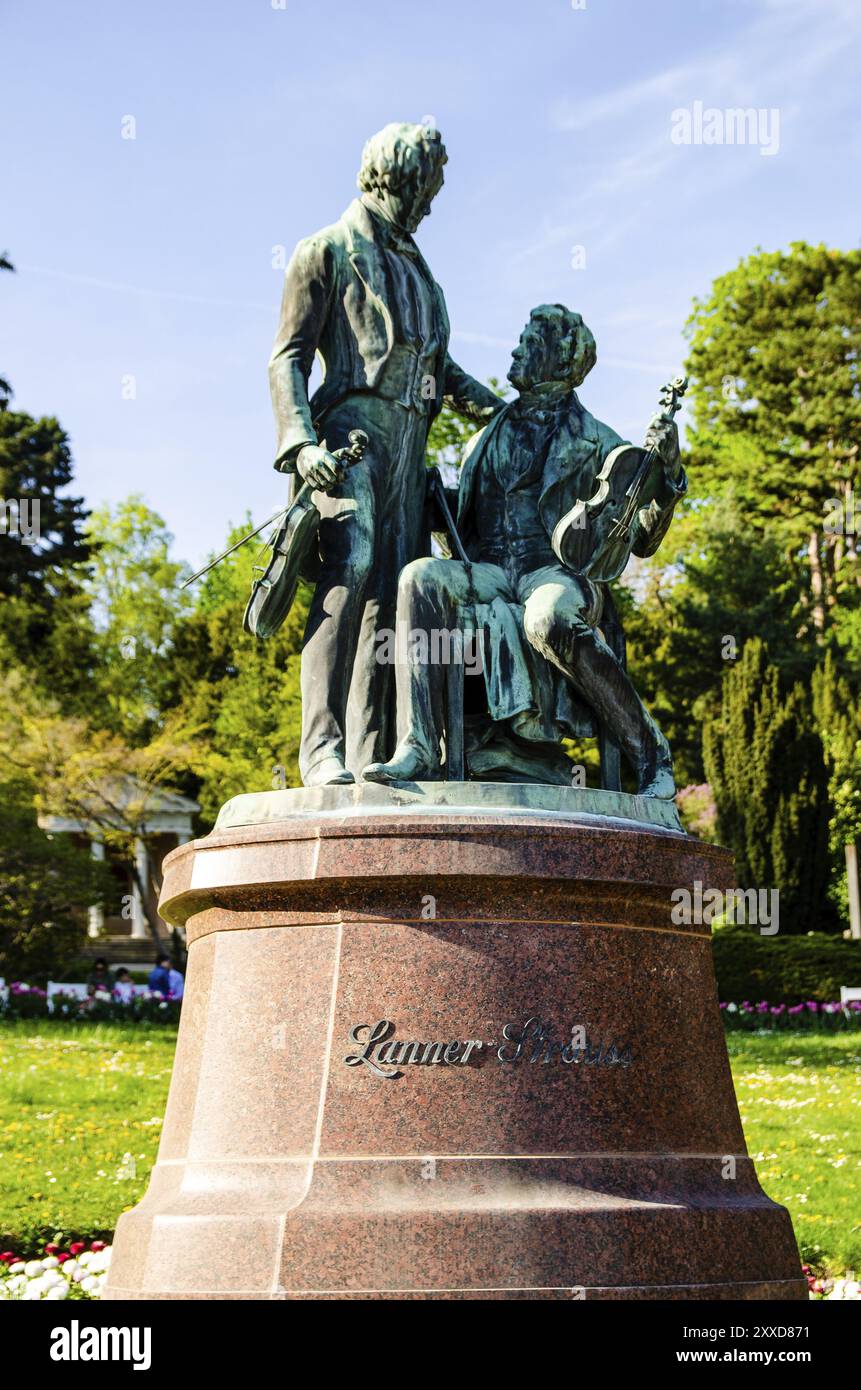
685, 242, 861, 639
623, 495, 810, 783
81, 497, 191, 740
0, 410, 92, 598
0, 776, 113, 983
703, 638, 833, 932
0, 666, 197, 943
0, 410, 97, 711
167, 517, 308, 825
0, 410, 96, 703
812, 651, 861, 926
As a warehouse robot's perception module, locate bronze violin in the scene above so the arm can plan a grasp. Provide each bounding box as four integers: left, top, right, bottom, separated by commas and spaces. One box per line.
552, 375, 687, 584
242, 429, 369, 639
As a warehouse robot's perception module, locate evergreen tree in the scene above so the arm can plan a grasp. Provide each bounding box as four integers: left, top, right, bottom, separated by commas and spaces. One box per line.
703, 638, 833, 932
0, 409, 96, 708
623, 495, 809, 784
0, 410, 92, 597
812, 650, 861, 925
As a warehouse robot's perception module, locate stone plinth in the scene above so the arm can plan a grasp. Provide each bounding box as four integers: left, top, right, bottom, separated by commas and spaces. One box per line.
104, 785, 805, 1300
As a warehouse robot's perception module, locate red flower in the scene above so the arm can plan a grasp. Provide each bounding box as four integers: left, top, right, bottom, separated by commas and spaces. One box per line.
0, 1251, 16, 1263
90, 1240, 106, 1252
57, 1253, 70, 1263
44, 1243, 59, 1254
69, 1241, 86, 1255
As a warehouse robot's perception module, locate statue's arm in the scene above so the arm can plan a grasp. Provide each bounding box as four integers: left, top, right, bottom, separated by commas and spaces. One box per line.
630, 413, 686, 557
442, 355, 504, 422
268, 236, 336, 471
631, 463, 688, 558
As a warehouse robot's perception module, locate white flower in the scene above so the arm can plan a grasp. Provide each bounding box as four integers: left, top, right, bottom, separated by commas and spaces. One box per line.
43, 1255, 59, 1268
828, 1279, 861, 1300
80, 1275, 99, 1292
8, 1261, 25, 1274
24, 1259, 45, 1276
46, 1283, 69, 1299
64, 1259, 77, 1275
726, 1002, 738, 1013
73, 1268, 88, 1283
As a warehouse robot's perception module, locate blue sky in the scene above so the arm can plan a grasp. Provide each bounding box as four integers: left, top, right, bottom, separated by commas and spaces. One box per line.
2, 0, 859, 566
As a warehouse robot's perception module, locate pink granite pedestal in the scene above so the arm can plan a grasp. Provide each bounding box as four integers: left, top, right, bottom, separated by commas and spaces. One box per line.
104, 788, 805, 1300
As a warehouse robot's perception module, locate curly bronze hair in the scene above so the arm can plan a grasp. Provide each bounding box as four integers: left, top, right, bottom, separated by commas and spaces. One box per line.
530, 304, 597, 386
357, 122, 447, 198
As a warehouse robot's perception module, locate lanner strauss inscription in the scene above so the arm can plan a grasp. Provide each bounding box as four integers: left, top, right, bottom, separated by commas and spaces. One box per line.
344, 1018, 635, 1081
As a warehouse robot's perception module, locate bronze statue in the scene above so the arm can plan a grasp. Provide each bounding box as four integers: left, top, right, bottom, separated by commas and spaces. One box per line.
267, 122, 501, 786
362, 305, 687, 797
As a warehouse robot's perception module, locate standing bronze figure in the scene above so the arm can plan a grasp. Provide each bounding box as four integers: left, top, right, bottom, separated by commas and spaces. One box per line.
268, 122, 501, 785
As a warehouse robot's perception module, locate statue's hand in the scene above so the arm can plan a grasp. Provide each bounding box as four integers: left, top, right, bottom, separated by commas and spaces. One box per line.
645, 415, 681, 476
296, 444, 343, 492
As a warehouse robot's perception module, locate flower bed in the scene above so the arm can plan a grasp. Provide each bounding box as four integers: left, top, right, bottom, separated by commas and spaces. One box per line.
0, 1241, 111, 1300
1, 1240, 857, 1300
805, 1266, 860, 1300
1, 983, 181, 1023
720, 1000, 861, 1030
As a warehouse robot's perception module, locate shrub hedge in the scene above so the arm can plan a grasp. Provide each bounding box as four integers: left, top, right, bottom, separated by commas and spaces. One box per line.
713, 925, 861, 1003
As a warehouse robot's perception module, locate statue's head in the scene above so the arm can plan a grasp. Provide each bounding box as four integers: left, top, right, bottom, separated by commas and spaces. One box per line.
357, 122, 447, 233
508, 305, 597, 392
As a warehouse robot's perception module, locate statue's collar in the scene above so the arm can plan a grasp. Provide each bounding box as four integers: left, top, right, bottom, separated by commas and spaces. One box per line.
359, 194, 419, 257
510, 388, 580, 423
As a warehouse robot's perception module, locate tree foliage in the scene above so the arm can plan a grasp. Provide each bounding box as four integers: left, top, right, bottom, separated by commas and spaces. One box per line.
684, 241, 861, 638
0, 776, 112, 982
703, 639, 833, 932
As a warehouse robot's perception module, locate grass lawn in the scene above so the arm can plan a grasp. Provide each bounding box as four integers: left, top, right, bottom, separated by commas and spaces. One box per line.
727, 1031, 860, 1274
1, 1021, 858, 1275
0, 1021, 176, 1254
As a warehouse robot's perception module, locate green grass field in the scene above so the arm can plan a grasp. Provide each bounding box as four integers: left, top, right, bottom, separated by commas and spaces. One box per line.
0, 1022, 858, 1273
0, 1022, 176, 1255
728, 1032, 860, 1274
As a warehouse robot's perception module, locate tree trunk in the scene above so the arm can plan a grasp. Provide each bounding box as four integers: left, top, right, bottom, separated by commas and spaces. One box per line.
807, 530, 826, 635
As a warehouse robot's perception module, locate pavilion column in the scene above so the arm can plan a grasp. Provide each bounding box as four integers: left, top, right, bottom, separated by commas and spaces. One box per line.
130, 839, 149, 940
847, 841, 861, 941
88, 838, 105, 939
